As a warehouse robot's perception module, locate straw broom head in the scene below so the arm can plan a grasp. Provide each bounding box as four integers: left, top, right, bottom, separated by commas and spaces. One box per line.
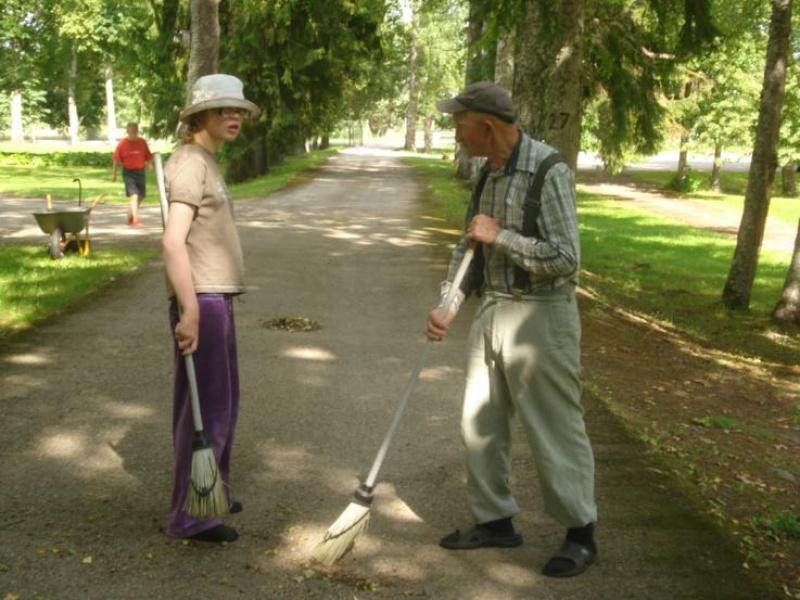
311, 499, 371, 565
184, 446, 228, 519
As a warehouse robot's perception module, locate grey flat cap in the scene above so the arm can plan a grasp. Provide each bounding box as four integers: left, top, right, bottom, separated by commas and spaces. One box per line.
436, 81, 516, 123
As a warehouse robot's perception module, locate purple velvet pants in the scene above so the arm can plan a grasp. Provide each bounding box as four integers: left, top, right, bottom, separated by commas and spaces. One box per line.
166, 294, 240, 538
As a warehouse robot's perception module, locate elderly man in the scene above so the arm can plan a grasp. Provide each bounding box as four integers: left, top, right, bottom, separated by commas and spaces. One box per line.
425, 81, 597, 578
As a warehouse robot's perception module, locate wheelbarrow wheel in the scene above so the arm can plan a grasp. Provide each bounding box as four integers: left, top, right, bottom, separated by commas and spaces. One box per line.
49, 228, 64, 259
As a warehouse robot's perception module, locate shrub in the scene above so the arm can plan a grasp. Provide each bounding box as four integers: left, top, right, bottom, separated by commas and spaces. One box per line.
0, 151, 112, 168
669, 170, 704, 193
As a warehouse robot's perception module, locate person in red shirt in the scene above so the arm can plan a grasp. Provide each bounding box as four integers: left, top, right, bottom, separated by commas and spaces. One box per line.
111, 122, 153, 227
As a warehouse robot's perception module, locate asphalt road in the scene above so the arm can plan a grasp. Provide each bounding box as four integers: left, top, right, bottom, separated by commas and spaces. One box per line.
0, 148, 773, 599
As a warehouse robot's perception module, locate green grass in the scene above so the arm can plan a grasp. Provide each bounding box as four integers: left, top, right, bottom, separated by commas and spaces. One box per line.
0, 146, 340, 204
227, 147, 340, 199
756, 511, 800, 539
404, 157, 800, 366
620, 170, 800, 228
0, 164, 159, 205
0, 245, 154, 337
404, 156, 470, 223
578, 192, 799, 364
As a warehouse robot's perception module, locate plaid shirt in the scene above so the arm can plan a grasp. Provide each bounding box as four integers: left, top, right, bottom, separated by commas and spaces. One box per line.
442, 133, 580, 306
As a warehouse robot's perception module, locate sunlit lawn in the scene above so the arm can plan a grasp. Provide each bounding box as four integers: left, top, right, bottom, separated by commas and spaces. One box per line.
622, 169, 800, 227
0, 245, 155, 337
404, 155, 470, 223
0, 146, 341, 204
0, 164, 157, 205
577, 192, 799, 364
0, 147, 342, 335
227, 147, 340, 199
406, 157, 800, 366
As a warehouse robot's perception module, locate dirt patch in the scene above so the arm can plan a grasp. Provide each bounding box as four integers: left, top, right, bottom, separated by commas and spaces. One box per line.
579, 285, 800, 598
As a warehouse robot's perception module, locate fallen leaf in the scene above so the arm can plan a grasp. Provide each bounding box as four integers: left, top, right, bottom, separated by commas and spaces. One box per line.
4, 594, 20, 600
734, 473, 766, 488
82, 556, 93, 565
302, 569, 315, 579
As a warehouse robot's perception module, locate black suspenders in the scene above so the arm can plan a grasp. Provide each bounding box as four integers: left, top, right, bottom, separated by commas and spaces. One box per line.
462, 151, 566, 296
514, 151, 565, 292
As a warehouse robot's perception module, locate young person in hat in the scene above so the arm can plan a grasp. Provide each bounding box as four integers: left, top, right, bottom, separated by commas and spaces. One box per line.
111, 122, 153, 227
425, 81, 598, 577
162, 73, 259, 543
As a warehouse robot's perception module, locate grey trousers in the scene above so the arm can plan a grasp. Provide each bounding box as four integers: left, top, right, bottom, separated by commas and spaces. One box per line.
461, 289, 597, 528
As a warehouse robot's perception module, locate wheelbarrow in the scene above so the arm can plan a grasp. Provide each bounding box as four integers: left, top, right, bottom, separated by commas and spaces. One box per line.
32, 178, 103, 259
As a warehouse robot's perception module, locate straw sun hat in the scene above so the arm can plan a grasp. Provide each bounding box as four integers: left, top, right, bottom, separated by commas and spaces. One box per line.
179, 74, 260, 122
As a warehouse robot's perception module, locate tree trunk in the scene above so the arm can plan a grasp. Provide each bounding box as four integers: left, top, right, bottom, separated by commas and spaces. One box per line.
320, 134, 330, 150
10, 90, 23, 142
104, 64, 117, 143
404, 12, 419, 152
494, 27, 515, 91
513, 0, 584, 170
67, 46, 79, 146
186, 0, 221, 100
423, 114, 433, 152
710, 141, 723, 192
465, 0, 493, 82
722, 0, 792, 310
677, 130, 690, 180
772, 218, 800, 322
455, 0, 492, 179
781, 161, 797, 197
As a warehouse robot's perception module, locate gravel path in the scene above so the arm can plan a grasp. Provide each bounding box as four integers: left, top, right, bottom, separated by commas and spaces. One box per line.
0, 148, 772, 599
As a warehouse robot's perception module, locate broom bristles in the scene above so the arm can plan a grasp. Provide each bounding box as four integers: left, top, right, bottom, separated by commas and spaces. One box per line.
311, 501, 371, 566
184, 446, 228, 519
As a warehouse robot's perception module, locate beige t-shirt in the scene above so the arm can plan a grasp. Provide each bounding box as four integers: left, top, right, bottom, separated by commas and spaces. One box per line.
164, 143, 245, 294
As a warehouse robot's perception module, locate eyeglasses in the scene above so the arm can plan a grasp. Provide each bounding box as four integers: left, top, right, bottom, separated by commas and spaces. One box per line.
215, 107, 249, 118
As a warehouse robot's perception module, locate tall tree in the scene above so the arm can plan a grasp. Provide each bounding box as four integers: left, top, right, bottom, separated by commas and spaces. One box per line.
404, 2, 420, 151
691, 40, 762, 191
104, 63, 117, 142
187, 0, 220, 99
493, 28, 514, 90
414, 0, 467, 152
489, 0, 718, 173
67, 46, 79, 144
455, 0, 493, 180
777, 62, 800, 197
773, 223, 800, 322
513, 0, 584, 169
0, 1, 49, 141
220, 0, 390, 180
722, 0, 793, 310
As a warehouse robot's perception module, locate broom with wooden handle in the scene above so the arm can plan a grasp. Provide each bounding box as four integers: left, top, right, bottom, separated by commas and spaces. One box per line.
311, 243, 477, 565
154, 153, 228, 520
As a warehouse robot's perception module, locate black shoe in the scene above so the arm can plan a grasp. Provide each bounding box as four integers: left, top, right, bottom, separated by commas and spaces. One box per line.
188, 524, 239, 543
542, 540, 596, 577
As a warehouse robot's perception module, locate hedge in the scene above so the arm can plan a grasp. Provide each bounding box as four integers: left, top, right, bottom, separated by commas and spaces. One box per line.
0, 151, 172, 168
